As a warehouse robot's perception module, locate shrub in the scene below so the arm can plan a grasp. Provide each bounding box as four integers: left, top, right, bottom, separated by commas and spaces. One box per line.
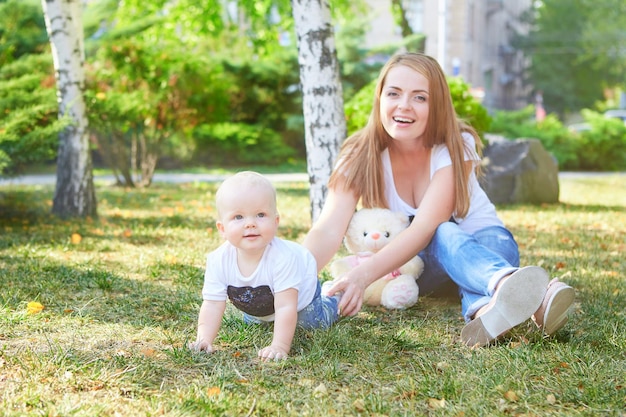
575, 110, 626, 171
447, 76, 491, 137
192, 123, 296, 166
489, 106, 626, 171
0, 54, 66, 175
490, 106, 581, 169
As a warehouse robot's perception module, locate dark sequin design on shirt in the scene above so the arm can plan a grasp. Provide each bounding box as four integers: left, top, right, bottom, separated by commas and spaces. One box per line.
227, 285, 275, 317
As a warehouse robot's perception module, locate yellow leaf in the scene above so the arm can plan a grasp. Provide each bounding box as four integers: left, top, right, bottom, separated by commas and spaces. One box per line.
207, 386, 221, 397
353, 399, 366, 412
546, 394, 556, 404
313, 383, 328, 397
71, 233, 82, 244
428, 398, 446, 409
141, 348, 156, 357
122, 229, 132, 238
27, 301, 44, 314
504, 390, 519, 402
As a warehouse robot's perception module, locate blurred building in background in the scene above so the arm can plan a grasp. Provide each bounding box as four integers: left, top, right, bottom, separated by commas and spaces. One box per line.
364, 0, 532, 112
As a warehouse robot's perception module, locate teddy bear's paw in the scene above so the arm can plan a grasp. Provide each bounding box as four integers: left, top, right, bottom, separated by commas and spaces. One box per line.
381, 278, 419, 309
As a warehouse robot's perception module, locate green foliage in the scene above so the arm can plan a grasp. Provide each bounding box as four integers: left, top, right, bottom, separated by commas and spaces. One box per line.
0, 0, 48, 66
220, 51, 301, 132
334, 17, 386, 100
0, 54, 66, 175
344, 76, 491, 137
489, 106, 626, 171
344, 79, 375, 135
490, 107, 580, 169
85, 38, 234, 184
513, 0, 623, 116
575, 110, 626, 171
192, 123, 296, 166
447, 76, 492, 137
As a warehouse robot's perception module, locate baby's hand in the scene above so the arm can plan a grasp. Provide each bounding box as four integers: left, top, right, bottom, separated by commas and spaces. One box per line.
188, 340, 214, 353
258, 345, 288, 361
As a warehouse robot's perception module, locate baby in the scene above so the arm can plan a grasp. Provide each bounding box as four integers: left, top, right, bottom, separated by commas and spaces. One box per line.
189, 171, 340, 361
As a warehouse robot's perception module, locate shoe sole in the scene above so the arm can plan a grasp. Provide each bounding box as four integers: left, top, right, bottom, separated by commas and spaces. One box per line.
461, 266, 549, 347
540, 285, 575, 335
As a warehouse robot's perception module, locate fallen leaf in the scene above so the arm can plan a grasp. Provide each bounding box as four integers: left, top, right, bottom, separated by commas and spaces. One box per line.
26, 301, 44, 314
141, 348, 156, 357
504, 390, 519, 402
122, 229, 132, 238
428, 398, 446, 409
436, 361, 449, 372
207, 386, 221, 396
313, 383, 328, 397
353, 399, 366, 412
546, 394, 556, 404
71, 233, 82, 244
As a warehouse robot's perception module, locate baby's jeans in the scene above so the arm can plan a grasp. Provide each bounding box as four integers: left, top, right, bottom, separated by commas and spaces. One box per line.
418, 222, 520, 322
243, 281, 340, 329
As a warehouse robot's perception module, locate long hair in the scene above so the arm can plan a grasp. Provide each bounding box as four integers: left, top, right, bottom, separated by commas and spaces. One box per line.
329, 52, 481, 218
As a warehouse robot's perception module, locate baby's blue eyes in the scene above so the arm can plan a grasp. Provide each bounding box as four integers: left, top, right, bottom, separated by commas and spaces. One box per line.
233, 213, 267, 220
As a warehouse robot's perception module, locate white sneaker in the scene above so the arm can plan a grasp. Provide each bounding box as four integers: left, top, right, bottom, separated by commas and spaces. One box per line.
461, 266, 549, 347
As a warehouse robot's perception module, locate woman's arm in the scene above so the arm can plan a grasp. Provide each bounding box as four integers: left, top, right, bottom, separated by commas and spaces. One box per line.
302, 179, 359, 272
329, 165, 457, 316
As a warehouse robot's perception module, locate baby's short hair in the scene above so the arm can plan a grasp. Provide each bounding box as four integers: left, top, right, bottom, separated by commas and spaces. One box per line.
215, 171, 277, 216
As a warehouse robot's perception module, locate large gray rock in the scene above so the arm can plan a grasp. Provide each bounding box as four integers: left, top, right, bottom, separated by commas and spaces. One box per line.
479, 135, 559, 204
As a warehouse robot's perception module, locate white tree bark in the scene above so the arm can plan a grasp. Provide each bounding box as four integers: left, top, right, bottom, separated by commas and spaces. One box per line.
292, 0, 345, 222
42, 0, 96, 218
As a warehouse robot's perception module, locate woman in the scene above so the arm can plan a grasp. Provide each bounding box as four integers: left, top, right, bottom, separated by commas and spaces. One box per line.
303, 52, 574, 347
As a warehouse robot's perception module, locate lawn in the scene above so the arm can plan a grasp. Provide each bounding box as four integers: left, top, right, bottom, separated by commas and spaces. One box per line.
0, 173, 624, 416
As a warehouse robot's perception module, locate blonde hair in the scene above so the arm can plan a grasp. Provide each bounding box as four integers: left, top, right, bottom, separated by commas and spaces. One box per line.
215, 171, 277, 218
329, 52, 481, 218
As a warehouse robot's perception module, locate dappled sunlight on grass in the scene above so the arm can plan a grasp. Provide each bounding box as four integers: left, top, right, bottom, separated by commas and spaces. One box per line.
1, 174, 624, 416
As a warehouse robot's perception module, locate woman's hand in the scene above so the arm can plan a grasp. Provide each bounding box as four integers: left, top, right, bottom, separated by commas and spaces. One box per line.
326, 272, 368, 317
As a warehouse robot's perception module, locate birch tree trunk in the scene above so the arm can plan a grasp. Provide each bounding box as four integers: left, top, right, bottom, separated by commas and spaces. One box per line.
42, 0, 97, 218
292, 0, 345, 222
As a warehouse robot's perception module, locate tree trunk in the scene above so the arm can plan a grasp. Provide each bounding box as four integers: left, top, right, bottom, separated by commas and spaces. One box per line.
42, 0, 97, 218
291, 0, 345, 222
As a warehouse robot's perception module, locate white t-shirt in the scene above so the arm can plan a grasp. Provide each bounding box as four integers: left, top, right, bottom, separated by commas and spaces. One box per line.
382, 133, 504, 234
202, 237, 318, 321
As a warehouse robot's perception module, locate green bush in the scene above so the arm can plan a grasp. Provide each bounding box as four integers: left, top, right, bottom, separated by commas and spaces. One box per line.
192, 123, 296, 166
490, 106, 580, 169
447, 76, 491, 137
344, 79, 375, 135
489, 106, 626, 171
575, 110, 626, 171
0, 54, 66, 175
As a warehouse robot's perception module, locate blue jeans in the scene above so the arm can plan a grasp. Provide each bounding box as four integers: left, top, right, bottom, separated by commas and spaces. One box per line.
418, 222, 520, 322
243, 281, 340, 329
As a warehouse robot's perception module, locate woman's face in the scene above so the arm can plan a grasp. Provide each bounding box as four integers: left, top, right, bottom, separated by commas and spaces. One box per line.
379, 65, 429, 143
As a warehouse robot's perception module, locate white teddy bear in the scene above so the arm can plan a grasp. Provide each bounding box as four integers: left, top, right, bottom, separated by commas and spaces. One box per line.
329, 208, 424, 310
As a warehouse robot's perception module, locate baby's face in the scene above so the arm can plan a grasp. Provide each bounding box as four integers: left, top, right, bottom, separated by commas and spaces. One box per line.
216, 186, 279, 253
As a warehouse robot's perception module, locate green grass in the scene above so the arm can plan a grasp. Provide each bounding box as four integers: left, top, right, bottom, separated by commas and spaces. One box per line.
0, 174, 624, 416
